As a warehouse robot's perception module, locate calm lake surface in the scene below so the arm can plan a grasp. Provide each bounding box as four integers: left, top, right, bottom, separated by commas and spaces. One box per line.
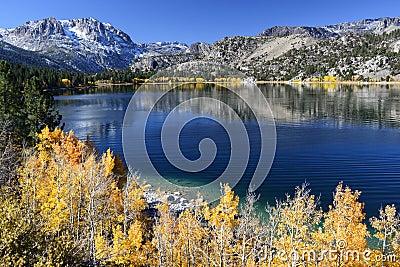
55, 84, 400, 217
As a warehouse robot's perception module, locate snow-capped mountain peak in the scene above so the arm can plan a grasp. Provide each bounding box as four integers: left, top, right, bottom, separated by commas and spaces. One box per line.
0, 17, 188, 72
60, 17, 133, 45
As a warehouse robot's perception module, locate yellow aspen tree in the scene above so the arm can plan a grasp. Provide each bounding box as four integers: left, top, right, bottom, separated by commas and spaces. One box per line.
82, 150, 120, 265
236, 192, 266, 267
95, 174, 153, 266
121, 174, 148, 234
152, 197, 210, 267
0, 189, 32, 267
264, 200, 284, 267
152, 202, 178, 267
272, 183, 322, 267
174, 201, 209, 267
370, 204, 400, 267
104, 222, 146, 266
20, 136, 69, 233
323, 182, 369, 267
16, 147, 86, 265
19, 127, 127, 265
20, 127, 89, 235
203, 184, 240, 267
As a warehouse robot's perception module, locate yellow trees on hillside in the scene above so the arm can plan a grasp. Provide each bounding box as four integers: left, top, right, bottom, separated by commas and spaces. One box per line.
152, 185, 251, 267
176, 207, 208, 266
152, 197, 209, 266
271, 183, 323, 266
204, 184, 240, 266
322, 182, 369, 266
0, 190, 33, 267
95, 173, 152, 266
4, 127, 400, 266
370, 205, 400, 267
323, 76, 338, 82
18, 127, 151, 266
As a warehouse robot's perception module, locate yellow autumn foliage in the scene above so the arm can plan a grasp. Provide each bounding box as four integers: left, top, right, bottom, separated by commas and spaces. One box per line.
3, 127, 400, 266
18, 127, 151, 266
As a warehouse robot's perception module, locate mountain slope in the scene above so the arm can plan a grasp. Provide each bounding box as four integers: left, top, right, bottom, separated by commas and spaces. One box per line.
132, 16, 400, 81
0, 17, 142, 72
0, 41, 73, 70
259, 17, 400, 38
0, 17, 188, 73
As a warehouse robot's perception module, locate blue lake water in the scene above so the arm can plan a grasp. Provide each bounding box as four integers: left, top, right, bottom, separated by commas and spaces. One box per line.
55, 84, 400, 217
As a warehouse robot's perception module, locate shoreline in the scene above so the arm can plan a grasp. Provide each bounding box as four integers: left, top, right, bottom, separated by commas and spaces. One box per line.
96, 80, 400, 86
256, 80, 400, 86
50, 80, 400, 91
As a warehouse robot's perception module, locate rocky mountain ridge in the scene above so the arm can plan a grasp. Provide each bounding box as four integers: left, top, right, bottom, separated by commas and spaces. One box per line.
259, 17, 400, 38
2, 16, 400, 80
0, 17, 188, 72
132, 16, 400, 81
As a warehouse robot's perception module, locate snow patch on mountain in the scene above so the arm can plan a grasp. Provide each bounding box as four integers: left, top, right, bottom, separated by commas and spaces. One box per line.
0, 17, 189, 72
139, 41, 189, 57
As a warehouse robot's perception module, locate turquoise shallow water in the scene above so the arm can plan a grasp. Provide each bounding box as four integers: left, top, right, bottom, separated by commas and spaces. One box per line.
55, 84, 400, 217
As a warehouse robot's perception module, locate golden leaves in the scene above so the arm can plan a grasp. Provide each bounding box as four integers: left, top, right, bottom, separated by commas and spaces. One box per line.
8, 128, 400, 266
206, 184, 239, 229
17, 127, 152, 266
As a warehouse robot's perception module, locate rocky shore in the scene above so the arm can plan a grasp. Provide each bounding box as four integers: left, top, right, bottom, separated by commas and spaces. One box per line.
143, 185, 197, 212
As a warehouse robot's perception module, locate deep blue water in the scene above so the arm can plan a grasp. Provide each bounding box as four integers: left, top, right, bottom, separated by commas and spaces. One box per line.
55, 84, 400, 217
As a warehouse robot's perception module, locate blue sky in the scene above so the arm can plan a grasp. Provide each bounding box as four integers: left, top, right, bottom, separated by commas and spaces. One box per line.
1, 0, 399, 44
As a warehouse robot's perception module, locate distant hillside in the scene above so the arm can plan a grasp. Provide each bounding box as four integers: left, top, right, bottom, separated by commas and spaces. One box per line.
246, 30, 400, 81
133, 17, 400, 81
0, 41, 72, 70
259, 17, 400, 38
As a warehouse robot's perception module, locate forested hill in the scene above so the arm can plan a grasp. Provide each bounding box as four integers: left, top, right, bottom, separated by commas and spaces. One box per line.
0, 60, 153, 89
